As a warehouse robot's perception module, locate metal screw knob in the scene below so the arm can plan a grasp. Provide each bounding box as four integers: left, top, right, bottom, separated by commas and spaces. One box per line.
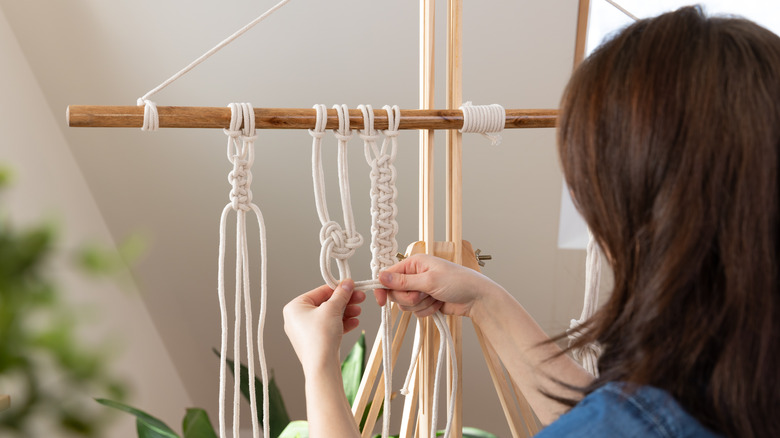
396, 252, 407, 262
475, 249, 492, 267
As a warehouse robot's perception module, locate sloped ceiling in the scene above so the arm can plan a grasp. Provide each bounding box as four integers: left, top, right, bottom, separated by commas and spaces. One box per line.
1, 0, 585, 434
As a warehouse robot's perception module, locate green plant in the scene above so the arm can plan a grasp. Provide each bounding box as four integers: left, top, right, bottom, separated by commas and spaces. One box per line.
99, 331, 497, 438
0, 166, 128, 437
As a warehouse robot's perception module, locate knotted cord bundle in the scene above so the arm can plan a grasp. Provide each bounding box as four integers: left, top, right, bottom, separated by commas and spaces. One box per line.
309, 104, 365, 289
216, 103, 270, 438
359, 104, 399, 438
567, 229, 602, 376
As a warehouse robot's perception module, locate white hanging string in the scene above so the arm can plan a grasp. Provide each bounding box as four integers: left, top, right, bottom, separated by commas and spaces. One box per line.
431, 312, 457, 438
309, 104, 364, 289
604, 0, 639, 21
459, 102, 506, 146
359, 104, 400, 438
217, 102, 270, 438
136, 0, 293, 131
400, 320, 422, 396
567, 228, 602, 376
400, 313, 458, 438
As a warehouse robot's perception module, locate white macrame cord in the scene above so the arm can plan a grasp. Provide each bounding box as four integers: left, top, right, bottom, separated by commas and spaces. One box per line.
360, 104, 398, 438
460, 102, 505, 146
217, 103, 270, 438
568, 228, 603, 376
136, 0, 292, 131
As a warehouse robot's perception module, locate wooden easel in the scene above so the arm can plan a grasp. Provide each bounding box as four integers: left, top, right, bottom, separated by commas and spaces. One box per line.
350, 1, 541, 437
65, 1, 582, 436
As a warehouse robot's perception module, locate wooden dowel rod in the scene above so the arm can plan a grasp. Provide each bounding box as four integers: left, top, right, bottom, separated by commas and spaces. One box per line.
66, 106, 557, 130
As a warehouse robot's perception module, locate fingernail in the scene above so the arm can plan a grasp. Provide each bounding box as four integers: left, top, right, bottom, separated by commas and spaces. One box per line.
341, 280, 354, 293
379, 272, 393, 284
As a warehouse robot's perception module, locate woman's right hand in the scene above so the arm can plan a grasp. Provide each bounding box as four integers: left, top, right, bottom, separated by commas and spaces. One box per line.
376, 254, 506, 320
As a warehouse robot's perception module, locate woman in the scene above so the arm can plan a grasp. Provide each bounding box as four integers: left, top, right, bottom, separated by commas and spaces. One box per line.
283, 7, 779, 437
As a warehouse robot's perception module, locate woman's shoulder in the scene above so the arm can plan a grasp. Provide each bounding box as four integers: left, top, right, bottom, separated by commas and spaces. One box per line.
534, 382, 722, 437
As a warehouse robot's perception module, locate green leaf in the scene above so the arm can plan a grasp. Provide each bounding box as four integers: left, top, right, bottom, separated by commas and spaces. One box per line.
214, 349, 292, 438
182, 408, 218, 438
461, 426, 499, 438
138, 418, 180, 438
278, 420, 309, 438
341, 332, 366, 405
359, 400, 383, 432
95, 398, 179, 438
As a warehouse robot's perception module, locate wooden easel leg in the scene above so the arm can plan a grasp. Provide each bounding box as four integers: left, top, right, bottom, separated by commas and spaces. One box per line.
474, 324, 530, 438
445, 0, 464, 434
359, 311, 413, 437
510, 376, 542, 435
352, 305, 401, 422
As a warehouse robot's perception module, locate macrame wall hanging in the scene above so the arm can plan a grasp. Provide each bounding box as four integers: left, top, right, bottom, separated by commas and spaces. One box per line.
65, 0, 604, 437
216, 103, 270, 438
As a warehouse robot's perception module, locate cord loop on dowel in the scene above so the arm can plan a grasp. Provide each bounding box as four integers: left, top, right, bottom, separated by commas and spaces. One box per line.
225, 103, 256, 212
333, 104, 353, 142
137, 98, 159, 132
459, 101, 505, 145
308, 103, 327, 139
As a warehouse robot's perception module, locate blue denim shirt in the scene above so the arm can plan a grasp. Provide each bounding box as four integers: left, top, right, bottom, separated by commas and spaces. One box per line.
535, 382, 722, 437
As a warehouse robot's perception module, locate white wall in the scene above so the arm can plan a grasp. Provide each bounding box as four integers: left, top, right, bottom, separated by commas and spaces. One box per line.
0, 7, 192, 436
0, 1, 590, 436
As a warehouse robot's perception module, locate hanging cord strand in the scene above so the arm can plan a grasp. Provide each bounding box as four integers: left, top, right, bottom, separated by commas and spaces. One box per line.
430, 312, 458, 438
136, 0, 292, 130
568, 228, 603, 376
604, 0, 639, 21
217, 103, 269, 438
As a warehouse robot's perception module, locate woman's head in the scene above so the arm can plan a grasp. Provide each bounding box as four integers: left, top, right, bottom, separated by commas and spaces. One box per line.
558, 6, 779, 436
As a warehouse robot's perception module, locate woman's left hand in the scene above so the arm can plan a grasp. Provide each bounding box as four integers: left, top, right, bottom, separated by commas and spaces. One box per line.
283, 279, 366, 374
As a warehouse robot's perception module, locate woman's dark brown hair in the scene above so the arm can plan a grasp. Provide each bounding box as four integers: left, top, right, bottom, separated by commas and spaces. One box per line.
558, 6, 779, 437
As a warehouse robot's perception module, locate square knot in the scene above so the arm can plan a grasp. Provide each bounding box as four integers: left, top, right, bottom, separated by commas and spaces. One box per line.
228, 162, 253, 211
320, 221, 363, 259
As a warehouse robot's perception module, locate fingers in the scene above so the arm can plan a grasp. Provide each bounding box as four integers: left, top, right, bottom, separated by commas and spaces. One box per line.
373, 288, 388, 306
386, 290, 426, 307
343, 317, 360, 334
397, 294, 441, 314
326, 279, 355, 311
342, 303, 362, 334
343, 304, 362, 319
348, 289, 366, 305
410, 300, 443, 318
299, 283, 337, 307
378, 271, 428, 295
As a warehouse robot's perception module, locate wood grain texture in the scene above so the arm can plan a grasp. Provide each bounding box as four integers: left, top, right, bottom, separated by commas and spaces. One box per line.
67, 106, 557, 130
